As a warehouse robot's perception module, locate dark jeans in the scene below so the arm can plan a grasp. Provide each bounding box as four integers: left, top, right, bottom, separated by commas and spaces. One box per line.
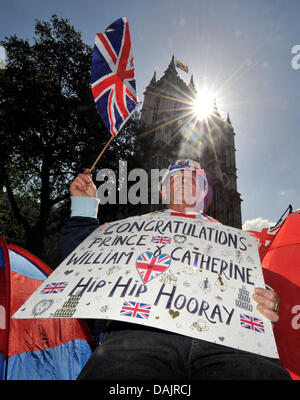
77, 326, 291, 380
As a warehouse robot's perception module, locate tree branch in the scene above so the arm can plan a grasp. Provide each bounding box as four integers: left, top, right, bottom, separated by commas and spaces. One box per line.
50, 192, 70, 206
2, 168, 31, 233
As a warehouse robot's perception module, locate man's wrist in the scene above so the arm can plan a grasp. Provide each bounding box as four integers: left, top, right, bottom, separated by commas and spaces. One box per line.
70, 196, 100, 218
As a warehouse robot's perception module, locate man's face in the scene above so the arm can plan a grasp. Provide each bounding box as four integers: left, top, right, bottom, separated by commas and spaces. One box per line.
168, 170, 197, 207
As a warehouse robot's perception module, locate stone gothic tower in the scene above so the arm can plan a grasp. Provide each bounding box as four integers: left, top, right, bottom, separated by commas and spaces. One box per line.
138, 56, 242, 229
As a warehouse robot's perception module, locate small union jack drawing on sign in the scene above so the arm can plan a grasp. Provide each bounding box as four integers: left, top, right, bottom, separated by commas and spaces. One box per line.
120, 300, 151, 319
41, 282, 68, 294
240, 313, 265, 333
151, 236, 171, 244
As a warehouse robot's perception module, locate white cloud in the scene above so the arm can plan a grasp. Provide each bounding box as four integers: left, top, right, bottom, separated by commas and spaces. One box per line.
242, 217, 276, 232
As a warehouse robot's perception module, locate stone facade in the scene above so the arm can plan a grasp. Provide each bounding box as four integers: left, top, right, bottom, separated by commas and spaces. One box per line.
137, 56, 242, 229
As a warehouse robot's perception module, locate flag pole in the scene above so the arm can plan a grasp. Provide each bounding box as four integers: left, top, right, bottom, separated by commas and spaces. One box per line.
271, 204, 293, 229
90, 135, 114, 172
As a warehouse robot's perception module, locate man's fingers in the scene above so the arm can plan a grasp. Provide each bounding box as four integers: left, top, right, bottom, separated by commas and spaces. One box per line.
71, 177, 85, 189
79, 173, 92, 184
252, 287, 280, 323
74, 174, 92, 187
71, 176, 91, 192
254, 287, 278, 302
253, 292, 277, 311
83, 169, 93, 180
256, 303, 279, 323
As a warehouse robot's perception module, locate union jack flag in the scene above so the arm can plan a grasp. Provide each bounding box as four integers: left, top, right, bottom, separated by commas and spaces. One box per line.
120, 300, 151, 319
136, 251, 171, 283
91, 17, 137, 137
240, 313, 265, 333
151, 236, 172, 244
41, 282, 68, 294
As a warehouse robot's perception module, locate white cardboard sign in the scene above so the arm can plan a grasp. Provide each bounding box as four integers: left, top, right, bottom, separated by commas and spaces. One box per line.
13, 211, 279, 358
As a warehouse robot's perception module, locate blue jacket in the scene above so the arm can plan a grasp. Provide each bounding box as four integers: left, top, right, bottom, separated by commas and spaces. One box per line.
60, 216, 100, 260
60, 216, 108, 345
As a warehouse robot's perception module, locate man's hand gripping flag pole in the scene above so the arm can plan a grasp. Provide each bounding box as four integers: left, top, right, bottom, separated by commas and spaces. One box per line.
89, 17, 138, 172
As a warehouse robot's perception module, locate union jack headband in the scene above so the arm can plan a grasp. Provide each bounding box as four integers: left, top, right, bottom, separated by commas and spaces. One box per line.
160, 159, 207, 189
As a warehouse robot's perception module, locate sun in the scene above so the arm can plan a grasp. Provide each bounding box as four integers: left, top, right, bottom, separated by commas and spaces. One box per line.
193, 89, 215, 120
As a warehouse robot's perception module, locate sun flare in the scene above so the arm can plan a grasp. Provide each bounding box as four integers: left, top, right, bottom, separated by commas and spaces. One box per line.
193, 89, 215, 120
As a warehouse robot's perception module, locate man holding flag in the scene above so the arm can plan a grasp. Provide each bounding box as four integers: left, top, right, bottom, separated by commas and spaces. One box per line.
59, 18, 290, 380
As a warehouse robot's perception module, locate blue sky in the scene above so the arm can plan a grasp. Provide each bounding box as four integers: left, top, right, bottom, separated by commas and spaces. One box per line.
1, 0, 299, 230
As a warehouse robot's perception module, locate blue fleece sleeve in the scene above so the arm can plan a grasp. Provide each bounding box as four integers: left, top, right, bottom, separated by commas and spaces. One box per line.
70, 196, 100, 218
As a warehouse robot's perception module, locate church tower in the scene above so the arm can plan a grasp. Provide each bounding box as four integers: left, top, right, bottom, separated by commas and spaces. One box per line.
138, 56, 242, 229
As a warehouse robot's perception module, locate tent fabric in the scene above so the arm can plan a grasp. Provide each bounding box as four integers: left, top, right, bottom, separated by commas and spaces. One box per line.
247, 224, 282, 261
248, 210, 300, 380
0, 239, 92, 380
261, 211, 300, 379
6, 339, 91, 380
0, 238, 10, 380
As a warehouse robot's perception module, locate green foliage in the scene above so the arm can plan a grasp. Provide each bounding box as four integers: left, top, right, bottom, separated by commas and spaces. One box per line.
0, 15, 141, 266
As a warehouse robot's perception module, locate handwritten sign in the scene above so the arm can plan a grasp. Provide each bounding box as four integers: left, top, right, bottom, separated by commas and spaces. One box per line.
13, 211, 279, 358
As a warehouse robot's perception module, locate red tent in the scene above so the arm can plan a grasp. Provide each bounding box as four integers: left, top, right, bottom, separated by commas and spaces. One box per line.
0, 238, 93, 380
248, 209, 300, 380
